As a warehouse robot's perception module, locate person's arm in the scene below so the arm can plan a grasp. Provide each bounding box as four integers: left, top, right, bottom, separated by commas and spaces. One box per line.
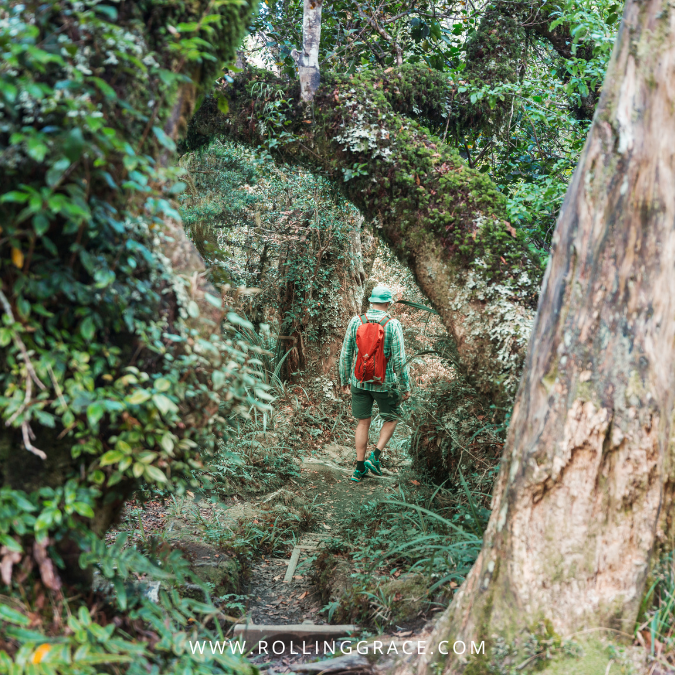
339, 317, 358, 388
389, 320, 410, 393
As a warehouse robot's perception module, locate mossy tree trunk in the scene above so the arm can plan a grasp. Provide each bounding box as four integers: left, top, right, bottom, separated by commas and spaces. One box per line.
188, 65, 541, 410
408, 0, 675, 669
186, 0, 604, 409
0, 0, 255, 588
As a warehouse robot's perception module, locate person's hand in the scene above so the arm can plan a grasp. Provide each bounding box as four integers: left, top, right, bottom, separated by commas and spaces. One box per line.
341, 385, 350, 396
401, 391, 411, 402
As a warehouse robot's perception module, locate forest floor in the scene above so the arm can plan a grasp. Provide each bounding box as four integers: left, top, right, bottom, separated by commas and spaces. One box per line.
105, 220, 654, 674
107, 378, 655, 675
109, 378, 448, 668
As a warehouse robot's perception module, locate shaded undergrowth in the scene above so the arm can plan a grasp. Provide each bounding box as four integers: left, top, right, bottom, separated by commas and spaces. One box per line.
312, 470, 489, 631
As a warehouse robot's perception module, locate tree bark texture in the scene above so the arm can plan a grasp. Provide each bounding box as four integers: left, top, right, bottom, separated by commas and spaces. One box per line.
187, 65, 541, 409
292, 0, 323, 102
410, 0, 675, 669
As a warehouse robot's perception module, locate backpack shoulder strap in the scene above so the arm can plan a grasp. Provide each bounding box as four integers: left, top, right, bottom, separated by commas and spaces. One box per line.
359, 314, 368, 325
379, 315, 391, 328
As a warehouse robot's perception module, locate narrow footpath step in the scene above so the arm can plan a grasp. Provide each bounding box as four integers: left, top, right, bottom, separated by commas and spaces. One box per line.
233, 622, 358, 645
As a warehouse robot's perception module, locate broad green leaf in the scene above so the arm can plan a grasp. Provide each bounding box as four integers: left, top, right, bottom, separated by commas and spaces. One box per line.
154, 378, 171, 392
113, 577, 127, 611
0, 606, 30, 626
90, 470, 105, 484
115, 440, 132, 454
127, 390, 151, 405
0, 534, 22, 553
16, 297, 30, 319
159, 433, 174, 453
152, 393, 178, 416
12, 493, 36, 512
80, 316, 95, 341
64, 127, 85, 162
34, 509, 54, 530
204, 293, 222, 308
72, 502, 94, 518
95, 4, 118, 20
186, 300, 200, 318
99, 450, 124, 466
78, 606, 91, 626
27, 137, 48, 162
144, 465, 167, 483
86, 402, 104, 427
32, 214, 50, 236
152, 126, 176, 151
0, 191, 29, 203
0, 80, 18, 103
45, 158, 70, 188
94, 268, 115, 288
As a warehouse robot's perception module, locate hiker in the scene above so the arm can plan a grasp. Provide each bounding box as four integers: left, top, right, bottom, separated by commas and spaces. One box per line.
338, 284, 410, 482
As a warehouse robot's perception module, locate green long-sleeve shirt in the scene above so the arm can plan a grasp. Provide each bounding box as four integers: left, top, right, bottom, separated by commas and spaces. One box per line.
339, 309, 410, 392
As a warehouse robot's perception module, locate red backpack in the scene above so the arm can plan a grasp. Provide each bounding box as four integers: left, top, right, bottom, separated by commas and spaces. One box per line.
354, 314, 391, 384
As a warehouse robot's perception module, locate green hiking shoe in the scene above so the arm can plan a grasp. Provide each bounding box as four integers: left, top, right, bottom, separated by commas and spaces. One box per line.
351, 467, 369, 482
364, 452, 383, 476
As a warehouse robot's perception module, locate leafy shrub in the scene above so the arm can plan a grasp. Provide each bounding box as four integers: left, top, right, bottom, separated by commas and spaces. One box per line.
0, 0, 263, 671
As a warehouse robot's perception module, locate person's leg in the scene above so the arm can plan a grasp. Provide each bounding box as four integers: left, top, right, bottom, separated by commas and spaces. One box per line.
351, 386, 374, 480
366, 389, 402, 473
375, 419, 398, 454
355, 417, 372, 462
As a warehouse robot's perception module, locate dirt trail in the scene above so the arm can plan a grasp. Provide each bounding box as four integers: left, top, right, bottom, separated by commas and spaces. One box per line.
110, 419, 416, 673
244, 458, 399, 626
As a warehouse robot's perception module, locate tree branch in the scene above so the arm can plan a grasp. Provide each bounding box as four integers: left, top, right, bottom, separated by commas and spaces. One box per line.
356, 4, 403, 65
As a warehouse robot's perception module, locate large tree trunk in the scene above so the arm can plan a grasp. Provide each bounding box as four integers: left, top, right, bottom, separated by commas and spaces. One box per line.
187, 66, 541, 411
412, 0, 675, 669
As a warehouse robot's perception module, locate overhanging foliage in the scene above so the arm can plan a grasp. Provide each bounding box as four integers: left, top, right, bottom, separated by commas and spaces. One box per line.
0, 1, 266, 671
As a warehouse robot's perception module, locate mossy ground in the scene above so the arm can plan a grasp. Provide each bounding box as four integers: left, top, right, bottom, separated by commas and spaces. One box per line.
537, 637, 644, 675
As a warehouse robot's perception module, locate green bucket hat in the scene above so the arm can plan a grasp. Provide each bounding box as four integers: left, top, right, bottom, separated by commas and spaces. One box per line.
369, 284, 394, 304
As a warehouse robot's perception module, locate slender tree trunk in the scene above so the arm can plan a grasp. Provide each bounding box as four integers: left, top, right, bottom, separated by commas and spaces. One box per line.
411, 0, 675, 670
292, 0, 323, 102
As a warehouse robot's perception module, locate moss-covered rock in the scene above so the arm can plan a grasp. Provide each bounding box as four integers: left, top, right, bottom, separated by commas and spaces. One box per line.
172, 537, 243, 597
315, 551, 355, 604
378, 573, 429, 623
192, 557, 240, 594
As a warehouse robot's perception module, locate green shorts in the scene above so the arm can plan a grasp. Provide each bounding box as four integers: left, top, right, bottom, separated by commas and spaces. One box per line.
351, 385, 402, 421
